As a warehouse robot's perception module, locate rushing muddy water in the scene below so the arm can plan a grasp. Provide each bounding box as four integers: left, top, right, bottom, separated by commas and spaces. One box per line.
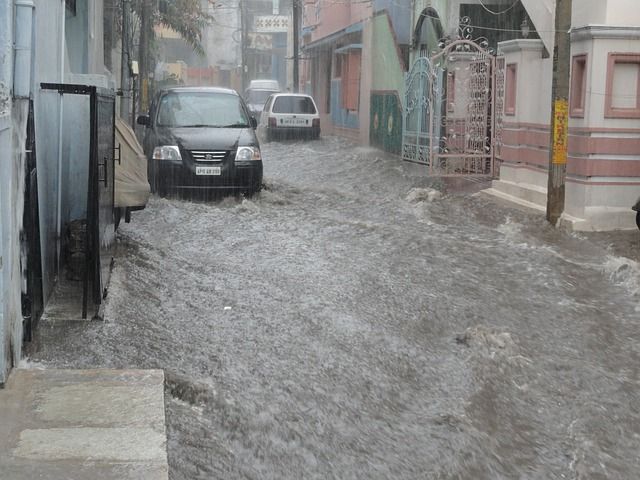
30, 136, 640, 479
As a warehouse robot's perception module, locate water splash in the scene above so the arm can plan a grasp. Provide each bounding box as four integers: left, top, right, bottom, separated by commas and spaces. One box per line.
603, 254, 640, 297
17, 357, 48, 370
405, 187, 442, 204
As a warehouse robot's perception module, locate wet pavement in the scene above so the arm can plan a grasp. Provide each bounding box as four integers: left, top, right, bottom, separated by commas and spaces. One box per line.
28, 136, 640, 479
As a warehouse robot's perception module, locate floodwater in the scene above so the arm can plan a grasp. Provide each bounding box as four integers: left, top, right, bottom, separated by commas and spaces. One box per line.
30, 136, 640, 479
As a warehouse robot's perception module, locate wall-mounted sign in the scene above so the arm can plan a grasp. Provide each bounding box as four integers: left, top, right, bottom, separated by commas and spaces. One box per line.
254, 15, 289, 33
552, 99, 568, 165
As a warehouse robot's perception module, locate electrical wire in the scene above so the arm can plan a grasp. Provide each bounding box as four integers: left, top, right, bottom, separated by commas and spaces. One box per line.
477, 0, 522, 16
303, 2, 573, 35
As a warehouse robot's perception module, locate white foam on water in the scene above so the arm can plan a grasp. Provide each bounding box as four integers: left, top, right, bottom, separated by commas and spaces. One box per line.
603, 255, 640, 297
17, 358, 48, 370
405, 187, 442, 204
496, 216, 522, 239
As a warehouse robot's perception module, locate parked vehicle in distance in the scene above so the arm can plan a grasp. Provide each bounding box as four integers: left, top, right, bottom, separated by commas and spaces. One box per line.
259, 93, 320, 141
244, 79, 280, 117
137, 87, 263, 197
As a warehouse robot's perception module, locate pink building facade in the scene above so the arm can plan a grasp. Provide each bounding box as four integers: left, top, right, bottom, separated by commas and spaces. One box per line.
301, 1, 371, 141
488, 0, 640, 231
301, 1, 411, 145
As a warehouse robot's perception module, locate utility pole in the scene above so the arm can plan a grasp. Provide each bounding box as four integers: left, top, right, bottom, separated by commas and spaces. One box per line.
120, 0, 131, 123
546, 0, 572, 225
292, 0, 299, 92
139, 0, 157, 114
240, 0, 248, 93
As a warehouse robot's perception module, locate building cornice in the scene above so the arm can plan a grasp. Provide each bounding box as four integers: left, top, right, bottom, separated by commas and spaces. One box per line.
571, 25, 640, 42
498, 39, 545, 54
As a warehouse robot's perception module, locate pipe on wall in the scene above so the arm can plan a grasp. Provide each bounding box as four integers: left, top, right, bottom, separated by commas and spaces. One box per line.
13, 0, 35, 98
55, 0, 65, 276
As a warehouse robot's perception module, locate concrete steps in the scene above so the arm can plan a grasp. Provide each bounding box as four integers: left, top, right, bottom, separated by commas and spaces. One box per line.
0, 369, 168, 479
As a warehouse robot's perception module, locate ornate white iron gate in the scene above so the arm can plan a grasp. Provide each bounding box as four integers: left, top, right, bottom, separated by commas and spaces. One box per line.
402, 34, 505, 176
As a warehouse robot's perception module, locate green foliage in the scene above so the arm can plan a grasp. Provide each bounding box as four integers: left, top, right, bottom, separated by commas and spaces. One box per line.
130, 0, 216, 56
157, 0, 215, 56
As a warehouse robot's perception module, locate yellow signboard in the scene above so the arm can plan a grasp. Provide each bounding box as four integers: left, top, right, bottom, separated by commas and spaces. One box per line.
552, 100, 568, 165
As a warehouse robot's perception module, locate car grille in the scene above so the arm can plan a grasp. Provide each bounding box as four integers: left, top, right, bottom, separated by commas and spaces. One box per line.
190, 150, 228, 162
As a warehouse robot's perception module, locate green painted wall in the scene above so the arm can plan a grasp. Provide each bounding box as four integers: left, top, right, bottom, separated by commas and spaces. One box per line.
370, 93, 402, 154
371, 14, 405, 98
368, 4, 449, 155
370, 13, 405, 154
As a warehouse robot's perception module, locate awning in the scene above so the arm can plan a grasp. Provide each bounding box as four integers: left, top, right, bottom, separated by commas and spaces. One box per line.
302, 22, 363, 50
335, 43, 363, 54
302, 25, 316, 36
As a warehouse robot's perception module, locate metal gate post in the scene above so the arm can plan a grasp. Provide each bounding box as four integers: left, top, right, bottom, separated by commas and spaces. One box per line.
489, 57, 496, 177
428, 63, 434, 175
416, 61, 423, 167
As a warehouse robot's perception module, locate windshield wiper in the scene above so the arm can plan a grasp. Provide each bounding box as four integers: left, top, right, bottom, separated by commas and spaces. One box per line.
222, 123, 250, 128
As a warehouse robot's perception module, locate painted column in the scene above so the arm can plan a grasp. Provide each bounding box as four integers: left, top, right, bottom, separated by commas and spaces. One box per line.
562, 24, 640, 231
33, 1, 65, 303
359, 17, 373, 146
0, 0, 14, 384
491, 39, 553, 208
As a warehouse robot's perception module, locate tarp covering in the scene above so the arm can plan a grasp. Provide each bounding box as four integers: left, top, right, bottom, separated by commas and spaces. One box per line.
115, 116, 150, 208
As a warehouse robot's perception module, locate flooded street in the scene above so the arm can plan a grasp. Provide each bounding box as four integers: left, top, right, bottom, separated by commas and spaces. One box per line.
30, 137, 640, 479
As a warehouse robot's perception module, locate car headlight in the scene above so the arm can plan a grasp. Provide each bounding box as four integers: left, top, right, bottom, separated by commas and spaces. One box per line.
235, 146, 261, 162
152, 145, 182, 161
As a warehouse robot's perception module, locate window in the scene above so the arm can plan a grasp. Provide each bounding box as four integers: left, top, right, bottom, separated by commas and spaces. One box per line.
272, 96, 317, 114
341, 51, 361, 111
605, 53, 640, 118
505, 63, 517, 116
334, 54, 343, 79
263, 95, 274, 113
414, 8, 444, 56
248, 90, 276, 105
325, 52, 332, 113
399, 45, 410, 73
156, 92, 249, 128
570, 55, 587, 117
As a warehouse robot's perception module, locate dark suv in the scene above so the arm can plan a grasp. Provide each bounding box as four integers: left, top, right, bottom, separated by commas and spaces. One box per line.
137, 87, 263, 196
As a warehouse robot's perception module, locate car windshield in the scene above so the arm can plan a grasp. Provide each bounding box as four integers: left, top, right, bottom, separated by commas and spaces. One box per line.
156, 92, 250, 128
272, 96, 317, 114
248, 90, 276, 105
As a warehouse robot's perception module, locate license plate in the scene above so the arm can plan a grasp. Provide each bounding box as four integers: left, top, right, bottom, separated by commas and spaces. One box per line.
196, 166, 221, 176
282, 118, 307, 126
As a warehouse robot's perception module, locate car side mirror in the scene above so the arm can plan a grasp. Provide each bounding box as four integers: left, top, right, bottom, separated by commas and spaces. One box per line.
250, 116, 258, 129
137, 115, 150, 126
